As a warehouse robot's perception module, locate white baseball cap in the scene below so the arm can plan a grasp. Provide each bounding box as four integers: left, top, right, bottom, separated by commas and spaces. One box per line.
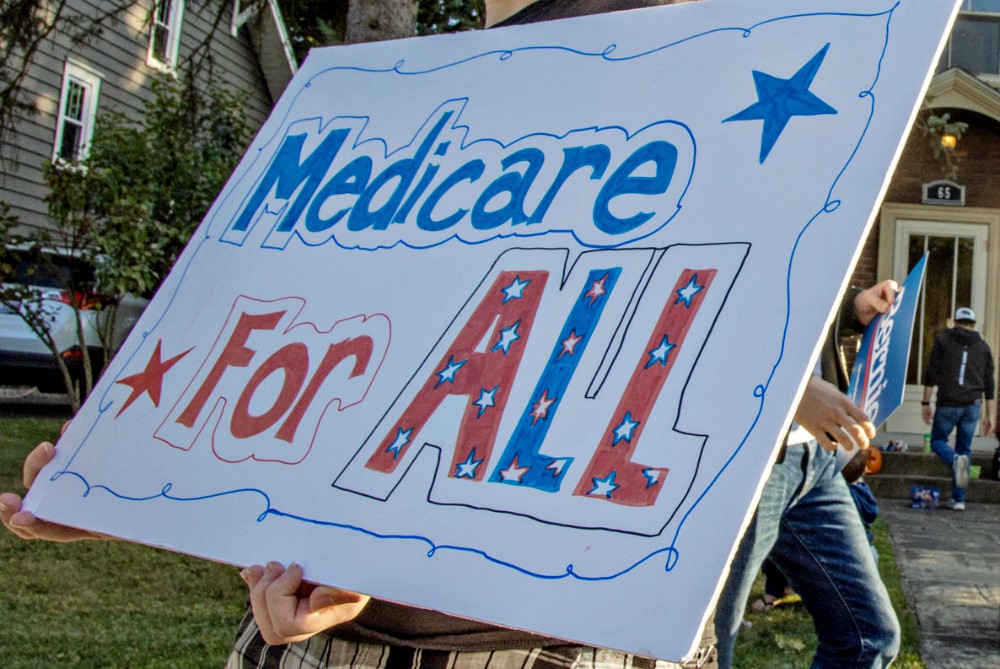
955, 307, 976, 322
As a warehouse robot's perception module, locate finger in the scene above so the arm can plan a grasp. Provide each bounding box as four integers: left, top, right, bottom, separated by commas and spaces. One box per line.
309, 586, 365, 613
247, 562, 285, 643
264, 562, 312, 641
0, 494, 29, 539
814, 431, 838, 452
23, 442, 56, 489
7, 510, 100, 542
266, 561, 304, 610
839, 423, 871, 451
60, 420, 71, 436
240, 564, 265, 590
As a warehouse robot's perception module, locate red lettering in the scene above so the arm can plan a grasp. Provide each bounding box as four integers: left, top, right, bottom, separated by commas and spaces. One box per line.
366, 271, 547, 480
176, 310, 286, 428
231, 343, 310, 439
574, 269, 715, 506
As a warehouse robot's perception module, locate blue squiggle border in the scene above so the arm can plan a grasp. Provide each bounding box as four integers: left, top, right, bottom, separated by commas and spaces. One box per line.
55, 3, 900, 582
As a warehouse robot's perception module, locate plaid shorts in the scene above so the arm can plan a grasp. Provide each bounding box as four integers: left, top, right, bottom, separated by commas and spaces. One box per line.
224, 610, 716, 669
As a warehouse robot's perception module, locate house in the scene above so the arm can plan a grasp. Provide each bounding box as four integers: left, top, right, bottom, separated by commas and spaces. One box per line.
853, 1, 1000, 433
0, 0, 297, 233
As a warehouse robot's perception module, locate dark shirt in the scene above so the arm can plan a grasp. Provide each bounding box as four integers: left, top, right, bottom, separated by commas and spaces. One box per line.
923, 326, 996, 406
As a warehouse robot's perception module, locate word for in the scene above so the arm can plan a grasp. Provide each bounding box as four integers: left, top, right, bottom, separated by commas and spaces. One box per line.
156, 298, 390, 465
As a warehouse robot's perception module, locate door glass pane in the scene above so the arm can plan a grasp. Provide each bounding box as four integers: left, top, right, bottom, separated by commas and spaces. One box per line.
906, 234, 977, 384
906, 236, 927, 385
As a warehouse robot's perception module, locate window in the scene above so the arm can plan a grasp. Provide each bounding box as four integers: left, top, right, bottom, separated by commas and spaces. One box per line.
893, 220, 988, 386
937, 2, 1000, 81
53, 61, 102, 163
148, 0, 185, 72
231, 0, 255, 37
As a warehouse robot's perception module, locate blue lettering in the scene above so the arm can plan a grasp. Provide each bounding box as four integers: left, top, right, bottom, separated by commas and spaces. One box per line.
305, 156, 372, 233
593, 141, 677, 235
417, 159, 486, 231
231, 128, 350, 233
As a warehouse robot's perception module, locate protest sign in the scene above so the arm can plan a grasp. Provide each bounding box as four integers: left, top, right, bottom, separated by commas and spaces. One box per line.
848, 255, 929, 429
23, 0, 960, 661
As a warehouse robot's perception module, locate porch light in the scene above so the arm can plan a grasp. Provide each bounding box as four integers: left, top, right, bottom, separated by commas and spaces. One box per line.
940, 133, 958, 150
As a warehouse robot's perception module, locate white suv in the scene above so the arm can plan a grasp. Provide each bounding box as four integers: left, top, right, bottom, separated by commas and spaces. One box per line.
0, 251, 148, 392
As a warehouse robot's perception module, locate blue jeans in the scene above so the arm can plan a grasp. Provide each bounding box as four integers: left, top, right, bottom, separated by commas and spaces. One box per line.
930, 403, 980, 503
714, 442, 900, 668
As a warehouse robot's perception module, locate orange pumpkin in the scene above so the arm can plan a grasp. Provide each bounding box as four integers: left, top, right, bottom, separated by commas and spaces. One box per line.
865, 447, 883, 475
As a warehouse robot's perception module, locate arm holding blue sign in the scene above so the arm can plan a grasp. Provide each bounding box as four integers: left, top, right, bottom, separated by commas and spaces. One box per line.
793, 279, 898, 453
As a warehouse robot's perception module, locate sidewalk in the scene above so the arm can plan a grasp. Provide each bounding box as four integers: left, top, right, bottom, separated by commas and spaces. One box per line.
880, 433, 1000, 668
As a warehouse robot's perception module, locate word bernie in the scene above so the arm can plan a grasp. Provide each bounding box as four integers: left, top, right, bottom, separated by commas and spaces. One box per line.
222, 100, 694, 250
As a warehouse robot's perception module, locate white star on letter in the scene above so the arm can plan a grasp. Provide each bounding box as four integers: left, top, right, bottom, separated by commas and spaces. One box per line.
530, 389, 557, 425
502, 276, 530, 303
455, 449, 483, 479
675, 275, 704, 307
492, 321, 521, 354
560, 330, 583, 357
646, 335, 676, 368
386, 427, 412, 459
436, 356, 466, 387
474, 386, 498, 417
584, 274, 608, 305
643, 468, 663, 488
546, 459, 570, 476
613, 411, 640, 445
588, 471, 620, 498
500, 455, 530, 483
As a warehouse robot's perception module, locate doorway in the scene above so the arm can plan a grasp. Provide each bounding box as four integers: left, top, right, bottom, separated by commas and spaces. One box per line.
878, 203, 1000, 433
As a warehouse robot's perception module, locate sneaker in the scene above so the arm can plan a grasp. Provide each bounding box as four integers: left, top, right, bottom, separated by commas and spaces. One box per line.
954, 454, 970, 488
948, 499, 966, 511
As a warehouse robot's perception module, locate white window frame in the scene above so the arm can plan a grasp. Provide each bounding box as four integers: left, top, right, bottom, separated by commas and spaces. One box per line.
147, 0, 186, 73
231, 0, 255, 37
52, 60, 103, 164
941, 4, 1000, 86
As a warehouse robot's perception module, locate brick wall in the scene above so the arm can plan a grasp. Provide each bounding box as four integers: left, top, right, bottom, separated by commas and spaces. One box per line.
851, 108, 1000, 288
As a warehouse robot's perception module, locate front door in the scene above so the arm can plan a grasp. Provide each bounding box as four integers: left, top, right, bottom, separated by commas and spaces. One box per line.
886, 218, 989, 432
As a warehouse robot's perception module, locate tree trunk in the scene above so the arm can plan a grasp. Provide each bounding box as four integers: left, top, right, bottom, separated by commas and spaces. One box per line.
346, 0, 419, 43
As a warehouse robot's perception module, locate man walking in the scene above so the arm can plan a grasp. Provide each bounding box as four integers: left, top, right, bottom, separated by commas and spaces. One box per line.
922, 307, 995, 510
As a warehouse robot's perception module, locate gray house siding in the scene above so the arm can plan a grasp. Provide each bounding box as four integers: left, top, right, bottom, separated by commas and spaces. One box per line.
1, 0, 280, 233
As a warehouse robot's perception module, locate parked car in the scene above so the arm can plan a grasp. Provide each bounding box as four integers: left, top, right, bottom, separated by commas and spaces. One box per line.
0, 250, 148, 392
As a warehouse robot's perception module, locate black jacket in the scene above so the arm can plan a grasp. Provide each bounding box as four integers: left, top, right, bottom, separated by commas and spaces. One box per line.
923, 326, 995, 407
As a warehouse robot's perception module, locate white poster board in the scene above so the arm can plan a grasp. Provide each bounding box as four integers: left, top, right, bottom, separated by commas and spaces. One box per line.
24, 0, 959, 661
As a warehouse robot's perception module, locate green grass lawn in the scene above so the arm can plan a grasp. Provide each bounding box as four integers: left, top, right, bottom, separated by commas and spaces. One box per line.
1, 417, 247, 668
1, 417, 923, 667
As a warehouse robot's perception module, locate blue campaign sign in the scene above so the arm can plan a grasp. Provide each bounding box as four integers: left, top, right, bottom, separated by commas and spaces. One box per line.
848, 255, 928, 428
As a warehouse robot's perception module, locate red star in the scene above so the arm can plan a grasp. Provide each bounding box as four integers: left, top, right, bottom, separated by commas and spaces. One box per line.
115, 340, 191, 417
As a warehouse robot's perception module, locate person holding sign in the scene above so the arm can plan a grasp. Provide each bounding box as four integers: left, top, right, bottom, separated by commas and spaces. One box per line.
0, 2, 906, 668
712, 280, 902, 669
921, 307, 995, 511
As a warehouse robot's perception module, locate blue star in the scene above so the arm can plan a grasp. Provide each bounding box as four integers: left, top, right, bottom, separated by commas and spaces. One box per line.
646, 334, 676, 368
675, 275, 704, 307
612, 411, 640, 445
588, 471, 620, 499
455, 449, 483, 479
723, 43, 837, 163
385, 427, 412, 459
501, 276, 530, 303
435, 356, 466, 387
